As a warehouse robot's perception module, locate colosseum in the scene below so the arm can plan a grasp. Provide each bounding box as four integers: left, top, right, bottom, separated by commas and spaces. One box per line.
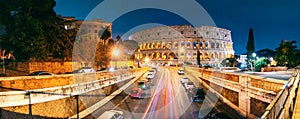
129, 25, 235, 68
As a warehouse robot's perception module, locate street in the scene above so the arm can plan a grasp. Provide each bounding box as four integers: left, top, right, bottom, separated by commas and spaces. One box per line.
86, 67, 243, 119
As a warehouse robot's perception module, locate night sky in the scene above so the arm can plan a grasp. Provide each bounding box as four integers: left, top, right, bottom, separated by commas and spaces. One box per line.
54, 0, 300, 54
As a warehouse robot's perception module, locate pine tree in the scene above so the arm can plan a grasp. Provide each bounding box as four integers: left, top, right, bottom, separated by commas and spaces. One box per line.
246, 28, 255, 62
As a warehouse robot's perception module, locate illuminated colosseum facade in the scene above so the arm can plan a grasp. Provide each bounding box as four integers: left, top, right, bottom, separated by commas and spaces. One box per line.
129, 25, 235, 67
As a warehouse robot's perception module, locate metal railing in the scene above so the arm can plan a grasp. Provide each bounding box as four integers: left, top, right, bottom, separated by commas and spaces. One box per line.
260, 70, 300, 119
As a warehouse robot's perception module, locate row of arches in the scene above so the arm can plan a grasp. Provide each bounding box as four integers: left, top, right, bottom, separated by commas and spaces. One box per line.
135, 51, 234, 61
139, 40, 233, 50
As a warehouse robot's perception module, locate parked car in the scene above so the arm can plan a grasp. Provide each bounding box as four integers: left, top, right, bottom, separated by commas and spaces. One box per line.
28, 71, 53, 76
180, 76, 189, 84
73, 67, 96, 73
138, 79, 150, 90
98, 110, 124, 119
184, 81, 194, 90
178, 69, 184, 75
130, 87, 145, 99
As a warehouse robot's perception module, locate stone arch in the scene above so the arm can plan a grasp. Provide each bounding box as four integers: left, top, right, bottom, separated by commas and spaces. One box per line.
205, 52, 210, 59
211, 53, 214, 59
205, 41, 209, 48
199, 41, 203, 48
216, 42, 219, 48
151, 52, 155, 59
162, 42, 166, 49
211, 42, 215, 49
215, 52, 219, 59
200, 52, 204, 60
151, 42, 155, 49
181, 41, 185, 47
186, 41, 191, 48
193, 41, 197, 49
167, 42, 172, 49
147, 43, 151, 49
174, 42, 178, 48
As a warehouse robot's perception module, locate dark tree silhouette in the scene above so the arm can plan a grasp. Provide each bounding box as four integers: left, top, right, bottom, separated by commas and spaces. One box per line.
246, 28, 255, 63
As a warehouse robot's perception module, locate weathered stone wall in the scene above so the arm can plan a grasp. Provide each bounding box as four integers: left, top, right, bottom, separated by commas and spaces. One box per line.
0, 68, 143, 91
261, 67, 288, 72
190, 67, 287, 118
0, 75, 73, 90
1, 82, 125, 118
250, 97, 269, 117
8, 62, 91, 74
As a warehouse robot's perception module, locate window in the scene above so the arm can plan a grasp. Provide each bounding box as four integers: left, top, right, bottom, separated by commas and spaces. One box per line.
187, 42, 191, 47
194, 31, 197, 34
181, 41, 185, 47
157, 33, 160, 35
181, 31, 184, 34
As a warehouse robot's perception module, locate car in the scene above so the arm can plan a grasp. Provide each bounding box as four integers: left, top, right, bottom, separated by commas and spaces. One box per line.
98, 110, 124, 119
28, 71, 53, 76
188, 88, 205, 102
137, 79, 150, 90
149, 69, 156, 75
184, 81, 194, 90
147, 73, 155, 79
97, 68, 107, 72
180, 76, 189, 84
74, 67, 96, 73
178, 69, 184, 75
130, 87, 145, 99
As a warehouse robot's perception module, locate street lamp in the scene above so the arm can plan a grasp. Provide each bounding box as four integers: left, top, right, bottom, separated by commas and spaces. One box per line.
145, 57, 150, 63
226, 59, 229, 67
113, 48, 120, 70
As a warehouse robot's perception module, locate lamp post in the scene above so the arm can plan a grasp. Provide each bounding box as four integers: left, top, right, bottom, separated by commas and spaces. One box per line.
113, 48, 120, 70
226, 59, 229, 67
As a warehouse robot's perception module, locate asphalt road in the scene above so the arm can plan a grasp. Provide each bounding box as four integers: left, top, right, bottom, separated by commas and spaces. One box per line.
85, 67, 243, 119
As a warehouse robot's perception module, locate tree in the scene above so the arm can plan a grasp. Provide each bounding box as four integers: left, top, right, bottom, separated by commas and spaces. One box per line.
116, 35, 121, 43
274, 40, 299, 68
246, 28, 255, 62
221, 58, 238, 67
99, 26, 111, 44
254, 57, 268, 72
0, 0, 76, 61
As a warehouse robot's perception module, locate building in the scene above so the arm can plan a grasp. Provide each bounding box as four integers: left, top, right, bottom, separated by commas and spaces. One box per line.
255, 48, 275, 59
62, 17, 112, 42
129, 25, 235, 67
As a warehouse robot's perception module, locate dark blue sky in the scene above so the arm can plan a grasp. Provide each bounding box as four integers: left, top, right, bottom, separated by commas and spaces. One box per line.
54, 0, 300, 54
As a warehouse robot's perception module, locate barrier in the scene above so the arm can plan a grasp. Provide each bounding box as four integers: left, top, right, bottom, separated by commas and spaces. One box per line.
260, 70, 299, 119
